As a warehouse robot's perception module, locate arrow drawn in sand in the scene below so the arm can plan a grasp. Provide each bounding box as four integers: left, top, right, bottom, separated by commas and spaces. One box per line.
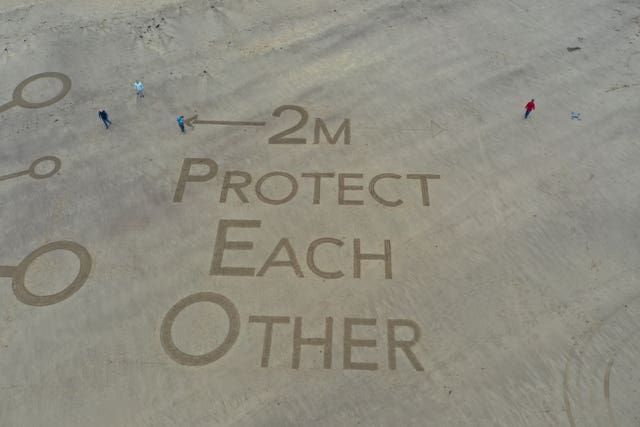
185, 114, 266, 128
430, 120, 445, 137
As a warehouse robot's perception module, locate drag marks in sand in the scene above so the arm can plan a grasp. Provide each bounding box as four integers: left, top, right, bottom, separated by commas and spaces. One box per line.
563, 287, 640, 426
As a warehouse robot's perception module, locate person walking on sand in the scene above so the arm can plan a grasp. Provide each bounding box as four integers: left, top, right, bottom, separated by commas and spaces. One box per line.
524, 99, 535, 119
98, 109, 112, 129
177, 115, 185, 133
134, 80, 144, 97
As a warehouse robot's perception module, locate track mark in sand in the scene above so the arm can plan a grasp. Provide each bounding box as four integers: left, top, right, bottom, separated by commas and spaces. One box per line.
563, 282, 640, 426
505, 0, 528, 12
606, 83, 640, 92
604, 358, 617, 427
359, 119, 445, 137
626, 51, 640, 73
563, 363, 576, 427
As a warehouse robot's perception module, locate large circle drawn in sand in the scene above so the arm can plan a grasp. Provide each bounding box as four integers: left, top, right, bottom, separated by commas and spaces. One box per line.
160, 292, 240, 366
12, 72, 71, 109
28, 156, 61, 179
11, 241, 92, 306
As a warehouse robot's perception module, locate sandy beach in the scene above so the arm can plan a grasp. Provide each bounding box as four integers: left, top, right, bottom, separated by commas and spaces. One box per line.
1, 0, 639, 425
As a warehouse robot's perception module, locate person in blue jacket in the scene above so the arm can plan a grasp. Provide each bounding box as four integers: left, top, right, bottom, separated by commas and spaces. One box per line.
98, 109, 112, 129
177, 115, 185, 133
134, 80, 144, 97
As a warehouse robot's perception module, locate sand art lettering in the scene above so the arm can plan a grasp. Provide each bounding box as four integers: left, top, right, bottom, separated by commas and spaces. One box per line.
161, 292, 424, 370
161, 109, 440, 369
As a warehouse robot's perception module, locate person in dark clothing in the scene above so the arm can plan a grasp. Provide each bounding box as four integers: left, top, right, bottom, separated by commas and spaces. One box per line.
98, 109, 112, 129
177, 115, 185, 133
524, 99, 535, 119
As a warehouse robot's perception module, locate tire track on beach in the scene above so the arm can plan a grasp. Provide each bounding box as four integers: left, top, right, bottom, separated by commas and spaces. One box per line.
563, 279, 640, 426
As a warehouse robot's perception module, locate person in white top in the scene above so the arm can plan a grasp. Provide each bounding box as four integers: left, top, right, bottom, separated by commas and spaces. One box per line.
134, 80, 144, 97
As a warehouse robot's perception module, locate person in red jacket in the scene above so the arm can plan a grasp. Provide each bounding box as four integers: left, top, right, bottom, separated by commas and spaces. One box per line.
524, 99, 535, 119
